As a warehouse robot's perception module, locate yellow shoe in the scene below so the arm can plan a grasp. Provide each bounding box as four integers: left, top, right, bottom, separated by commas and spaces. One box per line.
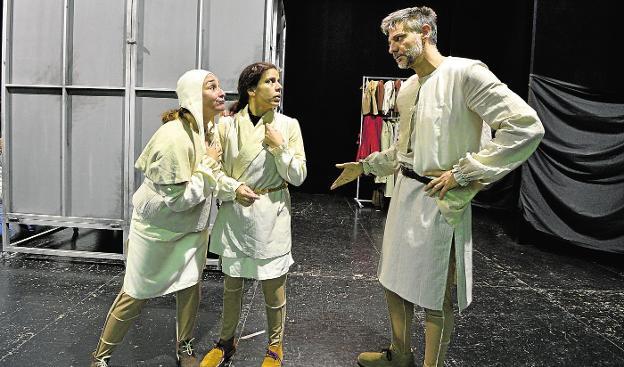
357, 346, 415, 367
261, 344, 283, 367
199, 339, 236, 367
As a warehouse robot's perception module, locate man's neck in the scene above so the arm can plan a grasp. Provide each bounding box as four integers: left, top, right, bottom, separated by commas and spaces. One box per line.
411, 45, 445, 78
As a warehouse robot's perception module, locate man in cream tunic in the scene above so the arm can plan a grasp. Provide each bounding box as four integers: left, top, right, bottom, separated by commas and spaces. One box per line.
332, 6, 544, 367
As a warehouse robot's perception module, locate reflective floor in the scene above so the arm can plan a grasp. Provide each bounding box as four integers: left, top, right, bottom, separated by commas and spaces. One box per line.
0, 192, 623, 366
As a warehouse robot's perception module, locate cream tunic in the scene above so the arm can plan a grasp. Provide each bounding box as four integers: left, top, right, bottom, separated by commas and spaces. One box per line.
124, 119, 237, 299
363, 57, 544, 310
122, 70, 239, 299
210, 106, 307, 280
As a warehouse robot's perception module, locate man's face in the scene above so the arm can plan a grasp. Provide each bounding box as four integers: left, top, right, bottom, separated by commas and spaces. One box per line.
387, 22, 423, 69
249, 68, 282, 112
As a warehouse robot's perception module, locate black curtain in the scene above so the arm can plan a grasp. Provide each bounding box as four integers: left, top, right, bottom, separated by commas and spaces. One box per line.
516, 0, 624, 253
282, 0, 533, 195
521, 75, 624, 253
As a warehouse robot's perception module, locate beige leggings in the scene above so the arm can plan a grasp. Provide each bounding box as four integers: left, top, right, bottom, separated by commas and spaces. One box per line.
93, 283, 200, 359
219, 274, 287, 346
385, 244, 456, 367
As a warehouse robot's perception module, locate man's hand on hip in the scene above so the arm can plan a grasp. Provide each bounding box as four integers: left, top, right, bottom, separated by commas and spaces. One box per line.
423, 170, 458, 199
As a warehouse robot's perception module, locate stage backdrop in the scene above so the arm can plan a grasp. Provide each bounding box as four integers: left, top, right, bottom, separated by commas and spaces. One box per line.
282, 0, 534, 197
519, 0, 624, 253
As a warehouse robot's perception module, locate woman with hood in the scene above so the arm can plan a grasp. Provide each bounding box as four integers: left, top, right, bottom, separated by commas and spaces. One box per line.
90, 70, 253, 367
200, 62, 306, 367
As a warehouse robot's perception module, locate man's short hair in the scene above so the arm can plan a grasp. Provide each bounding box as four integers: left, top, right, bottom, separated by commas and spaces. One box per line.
381, 6, 438, 45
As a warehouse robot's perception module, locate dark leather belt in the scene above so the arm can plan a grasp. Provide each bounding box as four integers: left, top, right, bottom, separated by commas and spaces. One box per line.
400, 165, 432, 185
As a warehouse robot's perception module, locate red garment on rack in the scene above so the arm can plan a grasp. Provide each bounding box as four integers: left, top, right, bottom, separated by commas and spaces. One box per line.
356, 115, 383, 160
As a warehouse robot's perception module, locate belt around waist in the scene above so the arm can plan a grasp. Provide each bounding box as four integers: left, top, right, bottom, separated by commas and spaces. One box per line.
253, 181, 288, 195
400, 166, 433, 185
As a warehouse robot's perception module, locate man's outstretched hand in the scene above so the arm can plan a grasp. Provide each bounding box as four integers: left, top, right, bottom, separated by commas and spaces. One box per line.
330, 162, 364, 190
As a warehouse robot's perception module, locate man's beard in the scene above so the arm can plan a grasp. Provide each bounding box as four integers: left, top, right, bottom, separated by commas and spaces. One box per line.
397, 43, 422, 69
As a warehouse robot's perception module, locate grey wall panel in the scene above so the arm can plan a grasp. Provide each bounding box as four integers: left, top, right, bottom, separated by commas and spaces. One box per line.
133, 96, 178, 191
69, 95, 124, 219
70, 0, 126, 87
10, 0, 64, 85
135, 0, 198, 88
9, 93, 62, 215
202, 0, 265, 92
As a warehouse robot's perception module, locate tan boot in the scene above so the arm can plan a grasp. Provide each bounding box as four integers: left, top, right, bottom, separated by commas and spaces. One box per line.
357, 345, 415, 367
199, 338, 236, 367
90, 353, 110, 367
177, 338, 198, 367
261, 344, 284, 367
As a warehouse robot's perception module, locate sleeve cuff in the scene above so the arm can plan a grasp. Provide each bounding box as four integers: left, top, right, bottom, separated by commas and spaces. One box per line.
452, 165, 470, 187
359, 160, 371, 175
201, 155, 221, 170
267, 142, 288, 156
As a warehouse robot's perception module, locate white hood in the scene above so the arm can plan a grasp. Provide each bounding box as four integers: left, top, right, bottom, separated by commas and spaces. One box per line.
176, 69, 212, 138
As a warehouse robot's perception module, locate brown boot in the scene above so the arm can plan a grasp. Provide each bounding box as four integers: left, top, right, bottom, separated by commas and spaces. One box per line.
357, 345, 415, 367
199, 338, 236, 367
261, 344, 283, 367
90, 353, 110, 367
177, 338, 198, 367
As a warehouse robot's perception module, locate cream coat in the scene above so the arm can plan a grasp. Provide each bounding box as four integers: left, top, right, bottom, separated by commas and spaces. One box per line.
363, 57, 544, 310
210, 106, 307, 261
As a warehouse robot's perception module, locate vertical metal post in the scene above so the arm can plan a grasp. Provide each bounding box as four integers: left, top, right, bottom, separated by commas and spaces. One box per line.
278, 0, 286, 110
529, 0, 538, 77
124, 0, 138, 251
263, 0, 273, 62
196, 0, 204, 68
354, 76, 366, 208
60, 0, 69, 217
1, 0, 11, 252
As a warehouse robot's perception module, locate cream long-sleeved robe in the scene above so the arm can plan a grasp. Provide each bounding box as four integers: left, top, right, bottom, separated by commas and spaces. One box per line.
362, 57, 544, 310
210, 106, 306, 279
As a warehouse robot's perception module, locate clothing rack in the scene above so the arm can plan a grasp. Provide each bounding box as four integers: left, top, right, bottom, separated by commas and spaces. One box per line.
355, 75, 407, 208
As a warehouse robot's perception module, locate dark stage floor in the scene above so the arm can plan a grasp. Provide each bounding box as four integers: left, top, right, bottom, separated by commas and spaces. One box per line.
0, 193, 623, 366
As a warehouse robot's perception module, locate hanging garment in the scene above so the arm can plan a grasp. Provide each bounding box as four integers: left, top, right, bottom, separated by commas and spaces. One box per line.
376, 80, 385, 113
393, 79, 403, 113
356, 115, 383, 160
362, 80, 379, 115
382, 80, 396, 115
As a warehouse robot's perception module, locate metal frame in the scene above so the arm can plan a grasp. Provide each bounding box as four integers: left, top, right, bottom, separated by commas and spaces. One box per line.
355, 75, 406, 208
2, 0, 285, 264
1, 0, 128, 260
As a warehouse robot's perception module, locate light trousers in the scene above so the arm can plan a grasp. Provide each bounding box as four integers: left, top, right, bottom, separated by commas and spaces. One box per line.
219, 274, 287, 346
385, 243, 456, 367
93, 283, 200, 359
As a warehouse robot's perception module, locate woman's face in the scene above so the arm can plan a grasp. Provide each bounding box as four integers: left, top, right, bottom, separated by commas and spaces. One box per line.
248, 68, 282, 114
202, 74, 226, 117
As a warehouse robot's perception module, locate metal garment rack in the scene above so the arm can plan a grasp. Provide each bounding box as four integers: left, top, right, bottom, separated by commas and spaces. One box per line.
354, 75, 406, 208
